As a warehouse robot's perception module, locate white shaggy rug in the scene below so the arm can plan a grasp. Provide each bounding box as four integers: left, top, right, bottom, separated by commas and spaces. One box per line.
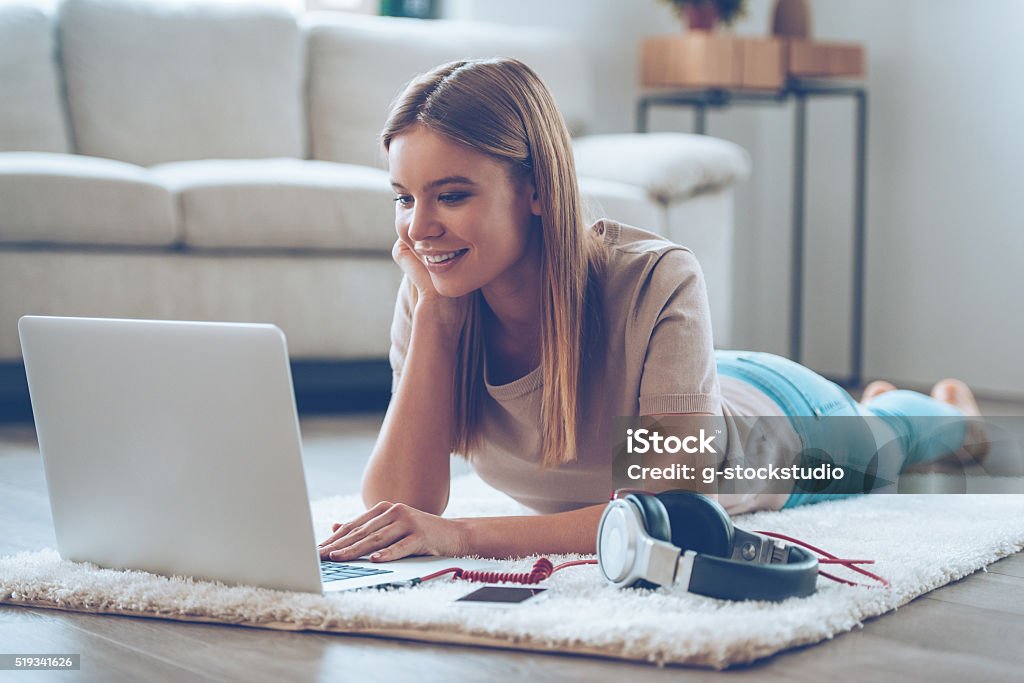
2, 476, 1023, 669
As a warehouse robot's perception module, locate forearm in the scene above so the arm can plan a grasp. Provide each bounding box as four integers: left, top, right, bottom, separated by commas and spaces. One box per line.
455, 504, 605, 558
362, 306, 461, 514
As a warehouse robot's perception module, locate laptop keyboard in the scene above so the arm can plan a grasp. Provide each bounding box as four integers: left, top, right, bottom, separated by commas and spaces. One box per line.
320, 561, 394, 583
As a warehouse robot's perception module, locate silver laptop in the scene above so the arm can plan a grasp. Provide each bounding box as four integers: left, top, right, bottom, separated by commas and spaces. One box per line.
18, 315, 492, 593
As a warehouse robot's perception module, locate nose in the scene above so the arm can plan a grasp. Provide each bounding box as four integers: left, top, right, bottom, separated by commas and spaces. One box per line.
404, 204, 444, 243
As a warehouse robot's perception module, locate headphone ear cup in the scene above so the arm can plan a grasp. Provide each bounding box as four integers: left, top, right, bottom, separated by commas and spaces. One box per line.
656, 491, 734, 558
624, 493, 672, 543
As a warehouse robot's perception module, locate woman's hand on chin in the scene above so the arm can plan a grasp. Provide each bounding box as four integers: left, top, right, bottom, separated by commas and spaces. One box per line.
317, 500, 468, 562
393, 238, 436, 300
393, 238, 469, 330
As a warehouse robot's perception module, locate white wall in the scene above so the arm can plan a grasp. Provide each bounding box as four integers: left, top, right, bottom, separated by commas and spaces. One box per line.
444, 0, 1024, 397
755, 0, 1024, 396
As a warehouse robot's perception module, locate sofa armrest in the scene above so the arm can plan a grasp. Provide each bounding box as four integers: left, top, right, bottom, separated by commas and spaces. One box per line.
573, 133, 750, 203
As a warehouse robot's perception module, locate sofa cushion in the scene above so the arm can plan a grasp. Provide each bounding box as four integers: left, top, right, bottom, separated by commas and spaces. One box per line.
305, 13, 593, 169
59, 0, 305, 167
0, 250, 402, 360
0, 152, 178, 246
150, 159, 396, 252
578, 177, 663, 233
573, 133, 751, 203
0, 4, 71, 153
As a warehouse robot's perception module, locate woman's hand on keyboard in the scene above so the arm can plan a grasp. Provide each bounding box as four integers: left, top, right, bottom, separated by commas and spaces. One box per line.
318, 501, 468, 562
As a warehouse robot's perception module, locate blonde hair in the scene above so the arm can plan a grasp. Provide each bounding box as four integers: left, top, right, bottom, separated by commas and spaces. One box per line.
381, 58, 604, 467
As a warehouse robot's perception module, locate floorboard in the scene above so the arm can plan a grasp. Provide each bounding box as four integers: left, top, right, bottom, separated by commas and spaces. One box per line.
985, 551, 1024, 578
920, 572, 1024, 616
0, 607, 218, 682
861, 597, 1024, 665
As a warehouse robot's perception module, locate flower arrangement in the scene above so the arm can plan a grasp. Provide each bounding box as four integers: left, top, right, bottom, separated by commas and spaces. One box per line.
660, 0, 748, 29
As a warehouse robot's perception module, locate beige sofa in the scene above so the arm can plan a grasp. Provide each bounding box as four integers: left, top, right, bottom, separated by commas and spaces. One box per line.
0, 0, 750, 415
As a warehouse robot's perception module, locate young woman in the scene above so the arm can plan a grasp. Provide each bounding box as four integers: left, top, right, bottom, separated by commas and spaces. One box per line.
318, 58, 984, 563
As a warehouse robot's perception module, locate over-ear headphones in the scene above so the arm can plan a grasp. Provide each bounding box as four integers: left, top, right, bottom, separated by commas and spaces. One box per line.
596, 490, 819, 601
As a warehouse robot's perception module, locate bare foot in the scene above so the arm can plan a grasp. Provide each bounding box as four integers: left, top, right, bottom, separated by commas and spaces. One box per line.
930, 378, 981, 417
860, 380, 897, 405
930, 378, 989, 466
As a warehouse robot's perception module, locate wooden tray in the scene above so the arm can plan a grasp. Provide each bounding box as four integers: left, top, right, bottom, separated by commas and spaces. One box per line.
641, 35, 864, 89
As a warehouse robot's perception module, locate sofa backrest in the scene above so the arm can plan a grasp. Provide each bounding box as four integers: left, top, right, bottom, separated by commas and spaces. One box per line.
0, 3, 71, 153
58, 0, 306, 167
4, 2, 594, 169
304, 12, 594, 169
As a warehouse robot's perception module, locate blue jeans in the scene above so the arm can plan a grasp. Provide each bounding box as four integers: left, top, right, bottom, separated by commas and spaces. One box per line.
715, 350, 967, 508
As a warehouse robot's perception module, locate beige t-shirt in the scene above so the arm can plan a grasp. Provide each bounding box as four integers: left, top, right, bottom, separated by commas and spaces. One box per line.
389, 220, 795, 514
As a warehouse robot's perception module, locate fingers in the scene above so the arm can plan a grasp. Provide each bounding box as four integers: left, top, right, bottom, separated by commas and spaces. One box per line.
392, 238, 438, 297
392, 237, 420, 269
370, 535, 420, 562
323, 509, 395, 558
320, 502, 417, 561
327, 522, 408, 562
391, 238, 406, 264
317, 503, 452, 563
318, 501, 390, 549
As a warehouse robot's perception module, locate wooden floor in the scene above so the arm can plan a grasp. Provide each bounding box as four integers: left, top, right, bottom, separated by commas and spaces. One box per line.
2, 410, 1023, 683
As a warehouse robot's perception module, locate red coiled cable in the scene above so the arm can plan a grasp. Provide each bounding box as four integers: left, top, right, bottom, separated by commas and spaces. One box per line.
419, 557, 597, 584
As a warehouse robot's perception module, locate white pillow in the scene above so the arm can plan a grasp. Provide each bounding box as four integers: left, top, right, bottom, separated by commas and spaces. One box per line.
0, 4, 71, 153
305, 12, 593, 168
59, 0, 305, 166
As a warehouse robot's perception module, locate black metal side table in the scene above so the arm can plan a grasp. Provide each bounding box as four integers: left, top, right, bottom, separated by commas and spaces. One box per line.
637, 78, 868, 388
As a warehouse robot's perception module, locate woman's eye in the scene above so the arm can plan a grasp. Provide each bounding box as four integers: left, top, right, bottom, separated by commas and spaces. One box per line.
393, 195, 413, 207
439, 193, 469, 204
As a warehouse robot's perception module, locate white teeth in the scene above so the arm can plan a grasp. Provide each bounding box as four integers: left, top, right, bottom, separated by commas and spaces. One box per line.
423, 250, 465, 264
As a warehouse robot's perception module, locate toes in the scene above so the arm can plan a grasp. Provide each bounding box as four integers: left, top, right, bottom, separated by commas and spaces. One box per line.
930, 378, 957, 400
861, 380, 898, 403
931, 379, 981, 417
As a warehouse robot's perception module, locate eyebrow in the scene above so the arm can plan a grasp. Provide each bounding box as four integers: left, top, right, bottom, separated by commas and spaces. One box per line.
390, 175, 477, 191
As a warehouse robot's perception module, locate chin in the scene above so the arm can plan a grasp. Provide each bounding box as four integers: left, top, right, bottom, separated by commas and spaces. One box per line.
431, 278, 474, 300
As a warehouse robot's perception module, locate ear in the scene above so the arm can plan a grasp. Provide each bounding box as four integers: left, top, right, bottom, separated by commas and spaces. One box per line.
528, 179, 542, 217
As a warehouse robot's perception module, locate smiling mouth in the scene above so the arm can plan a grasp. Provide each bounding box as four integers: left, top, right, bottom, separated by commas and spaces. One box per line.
422, 248, 469, 265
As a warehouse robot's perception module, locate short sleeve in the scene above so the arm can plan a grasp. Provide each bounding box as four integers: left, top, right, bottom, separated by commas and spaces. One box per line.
388, 276, 414, 393
635, 248, 722, 415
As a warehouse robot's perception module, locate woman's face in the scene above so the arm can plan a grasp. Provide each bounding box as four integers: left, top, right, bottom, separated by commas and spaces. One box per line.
388, 124, 541, 299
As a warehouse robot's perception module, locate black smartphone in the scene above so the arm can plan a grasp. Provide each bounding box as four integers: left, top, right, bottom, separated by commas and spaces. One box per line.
454, 586, 548, 606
